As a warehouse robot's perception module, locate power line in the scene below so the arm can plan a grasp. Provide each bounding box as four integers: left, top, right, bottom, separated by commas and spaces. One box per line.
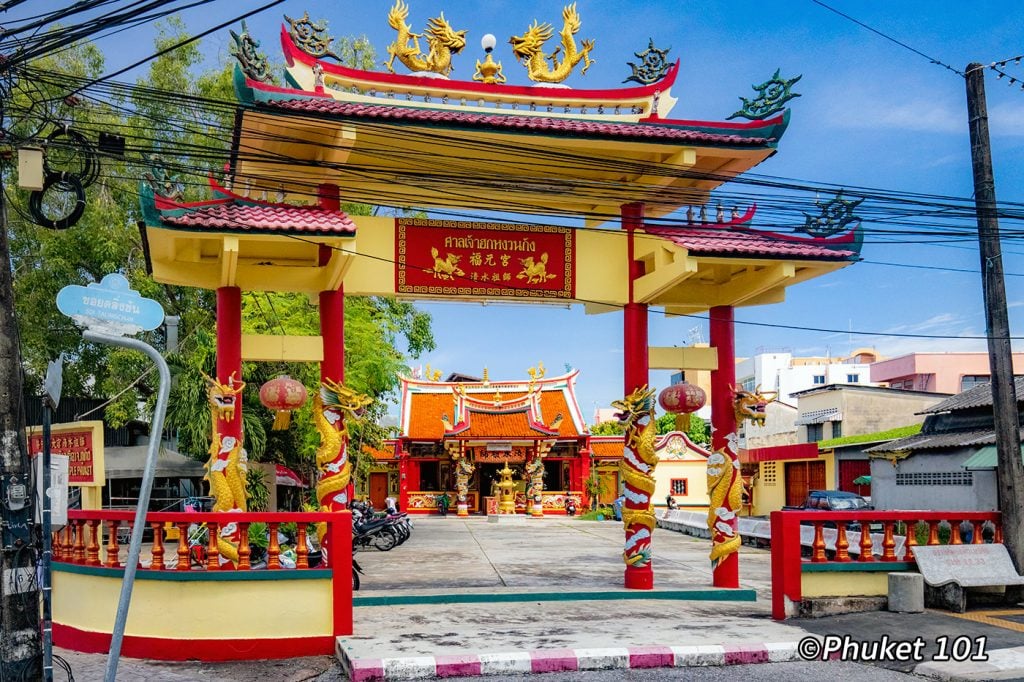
810, 0, 964, 76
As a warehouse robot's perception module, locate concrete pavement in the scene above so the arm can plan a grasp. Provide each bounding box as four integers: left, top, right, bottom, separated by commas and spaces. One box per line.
56, 515, 1024, 680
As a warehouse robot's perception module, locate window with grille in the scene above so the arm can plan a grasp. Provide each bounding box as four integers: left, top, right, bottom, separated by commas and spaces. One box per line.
670, 479, 687, 495
761, 462, 777, 486
895, 471, 973, 486
831, 421, 842, 439
813, 375, 826, 385
806, 423, 823, 442
847, 374, 859, 383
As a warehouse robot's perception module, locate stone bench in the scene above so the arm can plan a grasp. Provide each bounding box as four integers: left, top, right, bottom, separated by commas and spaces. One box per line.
913, 544, 1024, 613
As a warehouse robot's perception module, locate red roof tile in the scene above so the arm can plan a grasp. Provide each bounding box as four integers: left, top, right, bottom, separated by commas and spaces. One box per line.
406, 391, 580, 439
647, 226, 857, 259
263, 100, 776, 147
161, 203, 356, 235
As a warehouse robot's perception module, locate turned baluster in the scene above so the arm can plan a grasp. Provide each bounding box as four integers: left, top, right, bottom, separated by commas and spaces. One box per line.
206, 522, 220, 570
175, 522, 190, 570
73, 520, 86, 563
903, 521, 918, 561
881, 522, 897, 561
267, 522, 281, 570
927, 521, 940, 545
810, 523, 827, 562
296, 525, 309, 569
835, 522, 851, 562
105, 521, 120, 567
150, 522, 165, 570
237, 523, 251, 571
973, 521, 984, 545
950, 520, 962, 545
858, 521, 874, 561
85, 520, 101, 566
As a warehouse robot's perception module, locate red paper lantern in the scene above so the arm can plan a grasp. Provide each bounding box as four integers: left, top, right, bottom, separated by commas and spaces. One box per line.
259, 375, 308, 430
658, 382, 706, 432
658, 382, 706, 414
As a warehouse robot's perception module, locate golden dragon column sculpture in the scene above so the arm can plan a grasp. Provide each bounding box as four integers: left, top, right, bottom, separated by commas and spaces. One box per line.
203, 372, 247, 565
613, 386, 658, 584
509, 3, 595, 84
706, 386, 775, 570
313, 379, 372, 545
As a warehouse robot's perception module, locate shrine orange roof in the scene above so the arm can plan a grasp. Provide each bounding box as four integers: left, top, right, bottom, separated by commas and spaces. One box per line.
399, 369, 587, 439
363, 443, 396, 461
590, 438, 625, 458
405, 391, 580, 440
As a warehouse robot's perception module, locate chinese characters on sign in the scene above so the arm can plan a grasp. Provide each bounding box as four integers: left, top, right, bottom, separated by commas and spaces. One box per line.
396, 219, 575, 299
26, 421, 105, 486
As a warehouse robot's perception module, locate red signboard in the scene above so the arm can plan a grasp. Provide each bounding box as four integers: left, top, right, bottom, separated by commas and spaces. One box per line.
396, 219, 574, 300
28, 430, 97, 484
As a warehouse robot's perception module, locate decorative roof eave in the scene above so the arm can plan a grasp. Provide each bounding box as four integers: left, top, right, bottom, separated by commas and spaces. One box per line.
139, 175, 356, 236
398, 369, 585, 437
279, 25, 681, 121
234, 65, 784, 150
646, 204, 863, 261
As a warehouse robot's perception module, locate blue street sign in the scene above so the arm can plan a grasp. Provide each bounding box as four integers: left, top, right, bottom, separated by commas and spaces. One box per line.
56, 273, 165, 337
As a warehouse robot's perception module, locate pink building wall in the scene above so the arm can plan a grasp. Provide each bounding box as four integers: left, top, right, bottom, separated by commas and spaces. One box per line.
870, 352, 1024, 394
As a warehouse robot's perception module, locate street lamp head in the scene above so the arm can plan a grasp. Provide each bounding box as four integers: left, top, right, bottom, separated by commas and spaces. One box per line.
481, 34, 497, 53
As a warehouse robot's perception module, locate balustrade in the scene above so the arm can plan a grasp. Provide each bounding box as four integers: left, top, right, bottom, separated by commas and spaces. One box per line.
53, 510, 346, 573
771, 509, 1002, 620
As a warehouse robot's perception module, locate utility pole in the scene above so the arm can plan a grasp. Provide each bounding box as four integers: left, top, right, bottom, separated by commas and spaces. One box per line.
0, 171, 42, 677
965, 62, 1024, 574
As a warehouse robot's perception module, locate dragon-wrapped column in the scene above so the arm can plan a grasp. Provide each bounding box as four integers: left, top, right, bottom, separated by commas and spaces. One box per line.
526, 441, 552, 517
708, 305, 741, 588
206, 286, 247, 566
447, 441, 472, 517
616, 386, 658, 589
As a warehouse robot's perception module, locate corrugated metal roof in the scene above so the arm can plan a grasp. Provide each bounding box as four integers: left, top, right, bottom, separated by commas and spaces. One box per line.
865, 429, 996, 453
922, 376, 1024, 413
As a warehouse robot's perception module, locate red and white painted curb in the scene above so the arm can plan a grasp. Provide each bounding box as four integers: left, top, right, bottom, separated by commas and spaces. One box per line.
340, 641, 802, 681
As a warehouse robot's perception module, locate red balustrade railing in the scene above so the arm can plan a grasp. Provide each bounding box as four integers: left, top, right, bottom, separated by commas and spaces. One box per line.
57, 510, 351, 572
771, 510, 1001, 620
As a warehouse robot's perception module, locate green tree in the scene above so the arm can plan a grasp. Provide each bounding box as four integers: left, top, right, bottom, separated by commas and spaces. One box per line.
589, 420, 624, 435
9, 22, 434, 484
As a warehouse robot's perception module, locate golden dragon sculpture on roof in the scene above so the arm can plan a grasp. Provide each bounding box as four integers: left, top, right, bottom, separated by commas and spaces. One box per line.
509, 3, 595, 84
385, 0, 467, 76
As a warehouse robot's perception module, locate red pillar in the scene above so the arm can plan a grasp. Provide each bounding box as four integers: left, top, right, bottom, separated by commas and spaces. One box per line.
216, 287, 243, 440
622, 202, 652, 590
320, 286, 350, 505
710, 305, 740, 588
397, 441, 409, 512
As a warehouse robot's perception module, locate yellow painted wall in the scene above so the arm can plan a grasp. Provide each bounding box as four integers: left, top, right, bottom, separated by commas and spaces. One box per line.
342, 216, 631, 305
53, 571, 332, 639
751, 460, 785, 516
801, 571, 889, 598
750, 452, 836, 516
654, 460, 709, 510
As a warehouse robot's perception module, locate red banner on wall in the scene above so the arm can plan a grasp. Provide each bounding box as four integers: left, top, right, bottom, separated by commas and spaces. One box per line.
28, 430, 97, 484
396, 219, 574, 300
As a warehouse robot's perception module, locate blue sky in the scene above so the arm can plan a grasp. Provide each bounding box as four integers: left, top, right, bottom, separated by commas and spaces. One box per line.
11, 1, 1024, 418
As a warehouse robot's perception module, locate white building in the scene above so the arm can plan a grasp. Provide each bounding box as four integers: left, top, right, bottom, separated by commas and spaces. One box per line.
735, 347, 882, 402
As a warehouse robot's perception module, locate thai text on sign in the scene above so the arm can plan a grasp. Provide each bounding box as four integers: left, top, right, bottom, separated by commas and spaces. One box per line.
28, 431, 95, 484
396, 219, 575, 300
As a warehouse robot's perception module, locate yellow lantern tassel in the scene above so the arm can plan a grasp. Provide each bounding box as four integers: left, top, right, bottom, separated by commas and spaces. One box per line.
675, 413, 691, 432
272, 410, 292, 430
